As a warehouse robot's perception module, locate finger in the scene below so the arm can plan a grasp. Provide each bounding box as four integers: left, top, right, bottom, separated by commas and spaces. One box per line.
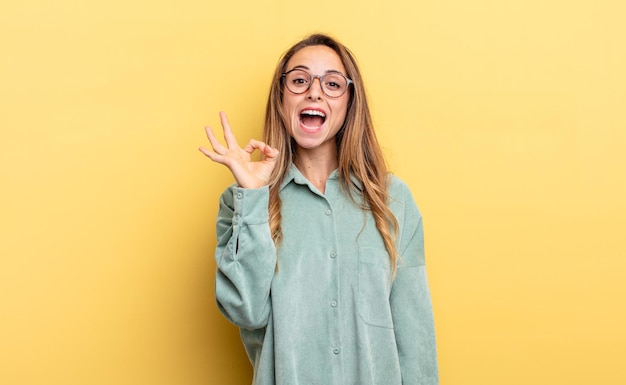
219, 111, 240, 149
263, 144, 280, 160
204, 125, 227, 154
198, 146, 222, 161
243, 140, 280, 163
242, 139, 267, 154
199, 146, 234, 168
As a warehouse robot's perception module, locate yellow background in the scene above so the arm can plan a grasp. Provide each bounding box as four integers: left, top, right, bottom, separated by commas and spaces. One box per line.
1, 0, 624, 384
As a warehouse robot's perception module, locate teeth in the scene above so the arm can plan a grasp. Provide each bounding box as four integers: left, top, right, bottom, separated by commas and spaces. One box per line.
301, 109, 326, 118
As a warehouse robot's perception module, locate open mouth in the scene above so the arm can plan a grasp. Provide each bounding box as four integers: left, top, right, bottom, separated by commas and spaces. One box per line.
299, 109, 326, 128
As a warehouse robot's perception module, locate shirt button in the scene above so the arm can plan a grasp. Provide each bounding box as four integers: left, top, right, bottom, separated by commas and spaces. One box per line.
330, 252, 337, 259
331, 300, 337, 307
236, 192, 243, 199
325, 209, 332, 215
333, 348, 340, 355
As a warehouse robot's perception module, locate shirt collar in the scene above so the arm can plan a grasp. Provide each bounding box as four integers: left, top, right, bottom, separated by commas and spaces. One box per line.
279, 163, 363, 192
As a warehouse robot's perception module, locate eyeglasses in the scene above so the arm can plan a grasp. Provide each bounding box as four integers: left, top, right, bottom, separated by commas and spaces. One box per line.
281, 69, 353, 98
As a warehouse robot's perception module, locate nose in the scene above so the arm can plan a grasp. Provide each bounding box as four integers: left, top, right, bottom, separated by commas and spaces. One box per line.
306, 76, 324, 100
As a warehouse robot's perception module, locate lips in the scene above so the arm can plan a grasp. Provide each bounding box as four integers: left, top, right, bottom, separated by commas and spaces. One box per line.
299, 108, 327, 129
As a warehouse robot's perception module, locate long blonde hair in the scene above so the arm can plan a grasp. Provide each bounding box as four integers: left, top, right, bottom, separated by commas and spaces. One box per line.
263, 34, 400, 274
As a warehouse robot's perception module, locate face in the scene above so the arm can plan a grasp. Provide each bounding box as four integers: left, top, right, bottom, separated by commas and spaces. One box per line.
281, 45, 350, 154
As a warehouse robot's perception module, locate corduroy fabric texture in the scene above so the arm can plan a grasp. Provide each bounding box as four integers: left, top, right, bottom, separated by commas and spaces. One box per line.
215, 164, 438, 385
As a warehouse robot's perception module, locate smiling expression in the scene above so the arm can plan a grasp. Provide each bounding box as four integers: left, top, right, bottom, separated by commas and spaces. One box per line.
281, 45, 350, 155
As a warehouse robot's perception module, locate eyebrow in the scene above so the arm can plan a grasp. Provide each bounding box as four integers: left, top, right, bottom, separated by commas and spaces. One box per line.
289, 65, 345, 75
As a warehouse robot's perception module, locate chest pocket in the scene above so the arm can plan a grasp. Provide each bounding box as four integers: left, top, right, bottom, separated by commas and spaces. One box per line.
358, 248, 394, 329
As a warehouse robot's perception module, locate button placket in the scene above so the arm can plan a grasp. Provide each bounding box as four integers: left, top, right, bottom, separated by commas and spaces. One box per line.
323, 199, 342, 365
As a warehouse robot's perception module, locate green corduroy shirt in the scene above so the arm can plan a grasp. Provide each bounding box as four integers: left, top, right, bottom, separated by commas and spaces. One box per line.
215, 164, 438, 385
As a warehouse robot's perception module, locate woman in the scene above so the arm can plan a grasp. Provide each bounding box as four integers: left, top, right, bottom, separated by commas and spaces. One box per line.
200, 34, 438, 385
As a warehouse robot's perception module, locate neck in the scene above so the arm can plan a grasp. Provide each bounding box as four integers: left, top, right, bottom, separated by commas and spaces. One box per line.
293, 145, 338, 194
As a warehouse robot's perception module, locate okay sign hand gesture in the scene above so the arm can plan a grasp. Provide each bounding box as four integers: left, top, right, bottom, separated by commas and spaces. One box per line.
199, 112, 280, 189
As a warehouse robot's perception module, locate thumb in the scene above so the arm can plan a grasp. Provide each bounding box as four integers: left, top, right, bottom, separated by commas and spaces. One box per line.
263, 144, 280, 160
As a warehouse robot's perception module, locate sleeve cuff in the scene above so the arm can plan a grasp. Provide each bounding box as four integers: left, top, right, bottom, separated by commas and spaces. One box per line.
232, 186, 270, 225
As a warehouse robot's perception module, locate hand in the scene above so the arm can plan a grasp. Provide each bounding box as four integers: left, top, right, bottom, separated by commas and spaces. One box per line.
199, 112, 279, 189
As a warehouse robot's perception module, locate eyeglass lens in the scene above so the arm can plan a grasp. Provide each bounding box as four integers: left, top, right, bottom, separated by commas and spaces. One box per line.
284, 70, 349, 97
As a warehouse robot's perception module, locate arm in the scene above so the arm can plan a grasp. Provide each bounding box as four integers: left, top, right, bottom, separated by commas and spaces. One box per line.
214, 184, 276, 329
390, 186, 439, 385
199, 112, 280, 329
